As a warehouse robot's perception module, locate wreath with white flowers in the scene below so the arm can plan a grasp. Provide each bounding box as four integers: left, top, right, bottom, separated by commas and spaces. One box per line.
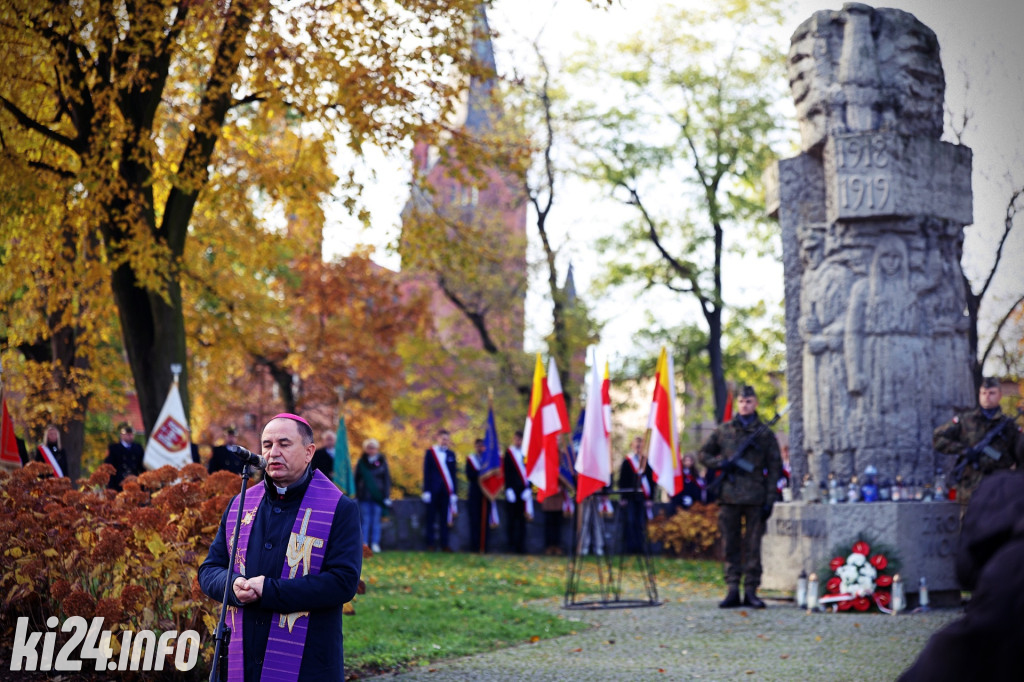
819, 540, 897, 612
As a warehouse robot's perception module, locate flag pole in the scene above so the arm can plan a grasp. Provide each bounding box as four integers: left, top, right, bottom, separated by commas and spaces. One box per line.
480, 388, 494, 553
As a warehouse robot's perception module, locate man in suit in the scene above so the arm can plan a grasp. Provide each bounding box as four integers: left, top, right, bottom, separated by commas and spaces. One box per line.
618, 436, 655, 554
466, 438, 491, 553
311, 430, 337, 481
422, 428, 458, 551
105, 423, 144, 491
208, 426, 245, 475
503, 431, 531, 553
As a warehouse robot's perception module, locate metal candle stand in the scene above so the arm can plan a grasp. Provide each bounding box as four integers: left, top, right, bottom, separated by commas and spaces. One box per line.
563, 488, 661, 610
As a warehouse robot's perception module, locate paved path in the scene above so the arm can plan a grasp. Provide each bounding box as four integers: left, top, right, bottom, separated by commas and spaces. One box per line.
367, 581, 959, 681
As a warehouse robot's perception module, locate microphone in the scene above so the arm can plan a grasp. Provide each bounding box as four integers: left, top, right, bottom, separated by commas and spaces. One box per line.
232, 446, 268, 470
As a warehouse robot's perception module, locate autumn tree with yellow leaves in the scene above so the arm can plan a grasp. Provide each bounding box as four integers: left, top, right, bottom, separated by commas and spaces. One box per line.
0, 0, 482, 475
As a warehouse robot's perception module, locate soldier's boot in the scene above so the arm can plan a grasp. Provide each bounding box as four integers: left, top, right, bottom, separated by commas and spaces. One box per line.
743, 588, 766, 609
719, 587, 741, 608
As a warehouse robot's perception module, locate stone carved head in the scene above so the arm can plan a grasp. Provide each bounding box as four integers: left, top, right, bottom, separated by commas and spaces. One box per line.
871, 234, 908, 278
788, 4, 944, 152
799, 226, 826, 271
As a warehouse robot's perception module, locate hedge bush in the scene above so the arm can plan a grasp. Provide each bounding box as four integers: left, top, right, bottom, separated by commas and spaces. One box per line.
0, 461, 237, 675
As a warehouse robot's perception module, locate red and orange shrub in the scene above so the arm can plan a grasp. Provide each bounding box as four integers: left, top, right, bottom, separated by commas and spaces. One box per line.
0, 462, 241, 669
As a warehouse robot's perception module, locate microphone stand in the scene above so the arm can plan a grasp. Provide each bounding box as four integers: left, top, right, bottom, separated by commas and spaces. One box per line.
209, 462, 255, 682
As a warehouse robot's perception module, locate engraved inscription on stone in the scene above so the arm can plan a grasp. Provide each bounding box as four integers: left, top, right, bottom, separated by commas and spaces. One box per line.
832, 134, 892, 216
770, 517, 827, 539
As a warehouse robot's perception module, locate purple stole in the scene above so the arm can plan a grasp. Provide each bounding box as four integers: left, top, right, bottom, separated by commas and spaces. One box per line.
225, 469, 341, 682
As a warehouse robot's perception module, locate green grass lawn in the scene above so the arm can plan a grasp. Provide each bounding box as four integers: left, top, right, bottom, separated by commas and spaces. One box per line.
344, 551, 724, 677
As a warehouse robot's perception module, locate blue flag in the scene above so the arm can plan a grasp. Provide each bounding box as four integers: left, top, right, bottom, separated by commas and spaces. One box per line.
478, 406, 504, 500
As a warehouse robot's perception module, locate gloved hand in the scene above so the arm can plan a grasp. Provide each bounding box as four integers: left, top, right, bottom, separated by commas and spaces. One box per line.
761, 503, 774, 521
383, 498, 393, 507
449, 494, 458, 508
421, 491, 431, 504
522, 488, 532, 502
505, 488, 517, 503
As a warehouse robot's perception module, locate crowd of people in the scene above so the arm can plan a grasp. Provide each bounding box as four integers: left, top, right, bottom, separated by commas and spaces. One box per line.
7, 375, 1022, 679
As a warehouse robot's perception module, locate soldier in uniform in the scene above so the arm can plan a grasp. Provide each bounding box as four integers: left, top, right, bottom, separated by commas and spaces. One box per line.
699, 386, 782, 609
934, 377, 1023, 507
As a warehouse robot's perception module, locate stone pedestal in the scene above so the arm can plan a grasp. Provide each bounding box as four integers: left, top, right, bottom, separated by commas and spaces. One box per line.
762, 501, 960, 597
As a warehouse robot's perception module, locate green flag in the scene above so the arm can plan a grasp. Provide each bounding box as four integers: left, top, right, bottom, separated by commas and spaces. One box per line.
334, 415, 355, 496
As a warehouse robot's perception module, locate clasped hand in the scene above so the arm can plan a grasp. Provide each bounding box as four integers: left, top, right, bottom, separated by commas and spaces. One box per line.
233, 575, 265, 604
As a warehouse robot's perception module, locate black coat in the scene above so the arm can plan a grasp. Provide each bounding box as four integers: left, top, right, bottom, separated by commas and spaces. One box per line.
198, 467, 362, 681
104, 440, 144, 490
209, 444, 245, 475
503, 448, 528, 497
898, 471, 1024, 682
35, 445, 69, 477
355, 453, 391, 503
422, 447, 458, 497
618, 456, 654, 502
311, 448, 335, 480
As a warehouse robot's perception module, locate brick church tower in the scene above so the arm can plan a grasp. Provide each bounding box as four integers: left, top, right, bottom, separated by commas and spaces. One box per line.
399, 5, 528, 356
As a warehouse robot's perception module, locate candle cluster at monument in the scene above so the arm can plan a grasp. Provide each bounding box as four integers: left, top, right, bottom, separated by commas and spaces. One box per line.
797, 464, 952, 504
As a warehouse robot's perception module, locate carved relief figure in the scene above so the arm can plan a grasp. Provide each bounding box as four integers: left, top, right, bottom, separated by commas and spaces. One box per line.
927, 236, 975, 424
799, 227, 855, 480
844, 234, 932, 478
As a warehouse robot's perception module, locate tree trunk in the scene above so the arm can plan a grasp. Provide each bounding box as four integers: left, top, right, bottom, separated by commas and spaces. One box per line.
110, 263, 189, 435
50, 323, 91, 480
707, 307, 727, 423
964, 273, 982, 392
268, 363, 298, 414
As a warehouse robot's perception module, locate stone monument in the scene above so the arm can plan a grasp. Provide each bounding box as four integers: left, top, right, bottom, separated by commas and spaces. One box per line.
763, 4, 974, 597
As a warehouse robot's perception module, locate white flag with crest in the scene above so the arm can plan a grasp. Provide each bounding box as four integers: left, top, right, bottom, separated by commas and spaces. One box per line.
143, 378, 192, 470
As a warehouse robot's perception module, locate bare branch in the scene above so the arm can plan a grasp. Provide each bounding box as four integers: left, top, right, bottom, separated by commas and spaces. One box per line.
436, 274, 500, 354
29, 159, 77, 180
0, 95, 79, 152
978, 186, 1024, 302
614, 173, 708, 307
980, 294, 1024, 370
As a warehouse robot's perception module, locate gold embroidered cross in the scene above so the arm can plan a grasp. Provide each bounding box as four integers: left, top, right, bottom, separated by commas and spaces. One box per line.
279, 609, 310, 632
285, 508, 324, 579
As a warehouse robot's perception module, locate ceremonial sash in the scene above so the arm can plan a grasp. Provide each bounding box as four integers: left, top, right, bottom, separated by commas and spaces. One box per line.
628, 456, 652, 499
431, 446, 457, 523
37, 445, 63, 478
507, 447, 527, 486
225, 470, 341, 682
506, 447, 533, 518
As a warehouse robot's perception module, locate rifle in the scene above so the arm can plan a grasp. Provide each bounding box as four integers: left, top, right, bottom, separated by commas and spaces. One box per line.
706, 405, 790, 494
950, 408, 1023, 484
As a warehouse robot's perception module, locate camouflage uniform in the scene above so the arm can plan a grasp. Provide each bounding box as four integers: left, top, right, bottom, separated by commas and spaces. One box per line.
934, 408, 1023, 506
699, 415, 782, 592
